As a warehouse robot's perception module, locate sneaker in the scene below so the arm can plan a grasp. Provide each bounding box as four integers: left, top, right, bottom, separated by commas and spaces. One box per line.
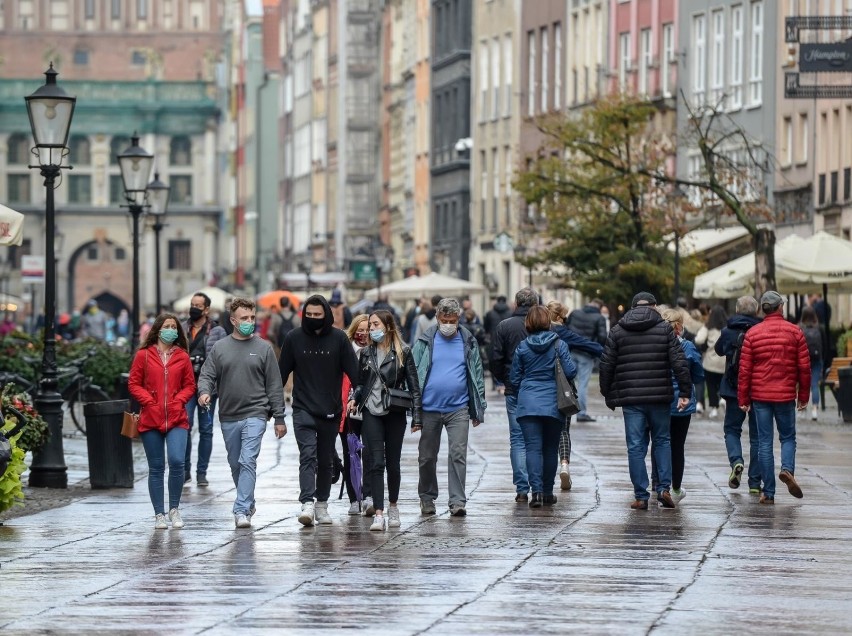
543, 494, 557, 506
154, 513, 168, 529
779, 470, 804, 499
560, 464, 572, 491
696, 403, 704, 414
298, 501, 315, 526
196, 472, 209, 487
420, 499, 436, 515
748, 487, 762, 495
671, 488, 686, 503
630, 499, 648, 510
759, 494, 774, 504
315, 502, 333, 525
168, 508, 184, 529
235, 514, 251, 528
514, 493, 529, 503
658, 490, 676, 509
348, 501, 361, 515
709, 408, 718, 419
361, 497, 375, 517
728, 463, 744, 489
576, 414, 596, 422
811, 406, 818, 421
449, 504, 467, 517
387, 506, 401, 528
370, 514, 386, 531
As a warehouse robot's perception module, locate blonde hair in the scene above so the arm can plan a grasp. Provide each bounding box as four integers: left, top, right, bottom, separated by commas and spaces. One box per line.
346, 314, 369, 341
546, 300, 568, 324
661, 308, 683, 327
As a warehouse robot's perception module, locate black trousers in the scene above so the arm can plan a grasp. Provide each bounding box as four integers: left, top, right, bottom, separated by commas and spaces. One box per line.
293, 409, 339, 503
705, 371, 723, 409
361, 409, 407, 511
670, 414, 692, 490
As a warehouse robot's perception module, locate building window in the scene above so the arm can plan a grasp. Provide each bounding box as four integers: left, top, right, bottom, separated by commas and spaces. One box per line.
111, 0, 121, 19
798, 113, 808, 164
749, 0, 763, 106
844, 167, 851, 201
492, 148, 500, 229
618, 32, 630, 92
479, 40, 489, 122
109, 174, 124, 203
170, 175, 192, 205
541, 27, 549, 112
692, 15, 706, 104
527, 31, 536, 115
68, 175, 91, 204
189, 0, 205, 30
131, 50, 146, 66
504, 145, 513, 226
115, 247, 126, 261
19, 0, 34, 30
84, 0, 95, 19
70, 136, 91, 164
168, 240, 192, 270
503, 34, 512, 117
554, 23, 562, 110
110, 135, 131, 165
491, 37, 500, 120
661, 23, 674, 98
73, 49, 89, 65
49, 0, 70, 28
169, 136, 192, 166
711, 11, 725, 105
480, 151, 487, 231
87, 246, 98, 261
782, 117, 793, 167
7, 133, 29, 164
7, 175, 30, 203
730, 5, 743, 109
137, 0, 147, 19
163, 0, 174, 28
638, 28, 651, 97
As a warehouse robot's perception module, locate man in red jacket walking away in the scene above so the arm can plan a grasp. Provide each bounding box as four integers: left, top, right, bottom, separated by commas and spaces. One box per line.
738, 291, 810, 504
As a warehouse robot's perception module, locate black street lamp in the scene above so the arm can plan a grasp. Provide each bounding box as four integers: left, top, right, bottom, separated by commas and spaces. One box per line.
25, 63, 76, 489
117, 134, 154, 349
147, 172, 170, 314
298, 253, 313, 295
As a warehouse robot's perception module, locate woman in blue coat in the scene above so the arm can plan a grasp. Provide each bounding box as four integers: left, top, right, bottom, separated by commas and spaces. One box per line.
510, 306, 577, 508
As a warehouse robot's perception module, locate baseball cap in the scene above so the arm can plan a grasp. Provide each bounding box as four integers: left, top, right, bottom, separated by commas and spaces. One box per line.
329, 289, 343, 306
631, 292, 657, 308
760, 290, 785, 311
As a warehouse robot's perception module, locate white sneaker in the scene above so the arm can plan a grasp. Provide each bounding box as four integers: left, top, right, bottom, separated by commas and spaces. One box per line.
811, 406, 818, 421
235, 514, 251, 528
387, 506, 401, 528
696, 403, 704, 414
348, 501, 361, 515
298, 501, 315, 526
709, 408, 718, 419
168, 508, 184, 529
361, 497, 375, 517
154, 513, 168, 530
314, 501, 333, 525
560, 463, 572, 491
672, 487, 687, 503
370, 514, 386, 531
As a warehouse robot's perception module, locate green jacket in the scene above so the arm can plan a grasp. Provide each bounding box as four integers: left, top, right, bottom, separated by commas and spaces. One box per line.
412, 324, 486, 422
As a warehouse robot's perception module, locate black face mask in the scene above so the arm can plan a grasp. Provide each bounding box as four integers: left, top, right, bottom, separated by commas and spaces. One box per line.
303, 316, 325, 333
189, 307, 204, 322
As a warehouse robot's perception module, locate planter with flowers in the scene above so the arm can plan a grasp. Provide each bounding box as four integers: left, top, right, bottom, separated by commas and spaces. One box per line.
0, 384, 50, 514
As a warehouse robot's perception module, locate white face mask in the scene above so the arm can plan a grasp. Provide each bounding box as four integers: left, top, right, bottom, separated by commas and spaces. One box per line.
439, 323, 458, 337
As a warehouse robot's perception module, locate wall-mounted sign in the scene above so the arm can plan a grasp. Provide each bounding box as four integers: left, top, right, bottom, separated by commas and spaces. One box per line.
800, 40, 852, 72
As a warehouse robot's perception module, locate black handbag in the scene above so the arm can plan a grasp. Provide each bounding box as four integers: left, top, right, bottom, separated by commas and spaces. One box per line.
554, 344, 581, 417
385, 386, 414, 412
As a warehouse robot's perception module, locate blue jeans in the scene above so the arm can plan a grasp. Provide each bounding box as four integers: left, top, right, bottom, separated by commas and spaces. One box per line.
518, 415, 562, 494
185, 394, 217, 476
752, 401, 797, 499
505, 394, 529, 495
141, 427, 188, 515
723, 396, 761, 489
623, 404, 672, 500
573, 352, 594, 417
220, 417, 267, 515
811, 360, 822, 406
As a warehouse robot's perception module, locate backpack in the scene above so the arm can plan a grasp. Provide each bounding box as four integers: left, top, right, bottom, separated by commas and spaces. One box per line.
724, 331, 746, 390
277, 311, 297, 347
803, 326, 822, 361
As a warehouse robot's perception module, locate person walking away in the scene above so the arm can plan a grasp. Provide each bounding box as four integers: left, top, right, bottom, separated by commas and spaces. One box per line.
800, 306, 825, 421
349, 310, 423, 530
510, 306, 577, 507
484, 296, 513, 391
599, 292, 691, 510
695, 305, 728, 418
401, 297, 424, 344
329, 289, 353, 329
410, 295, 440, 345
340, 315, 373, 515
197, 298, 287, 528
412, 298, 486, 516
715, 296, 763, 494
276, 296, 301, 404
279, 294, 359, 526
738, 291, 810, 504
128, 314, 196, 529
548, 300, 603, 491
182, 292, 227, 486
490, 288, 539, 502
565, 298, 608, 422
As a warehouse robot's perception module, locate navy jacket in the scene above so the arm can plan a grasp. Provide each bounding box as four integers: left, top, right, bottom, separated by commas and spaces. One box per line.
552, 323, 604, 359
715, 314, 762, 399
510, 331, 577, 422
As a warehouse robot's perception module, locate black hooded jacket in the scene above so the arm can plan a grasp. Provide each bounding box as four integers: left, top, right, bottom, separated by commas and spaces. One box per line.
599, 306, 692, 408
490, 307, 532, 396
715, 313, 762, 399
278, 294, 359, 420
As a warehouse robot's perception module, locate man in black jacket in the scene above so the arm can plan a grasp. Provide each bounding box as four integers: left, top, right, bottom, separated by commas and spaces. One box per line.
490, 287, 538, 502
279, 294, 359, 527
566, 298, 608, 422
599, 292, 691, 510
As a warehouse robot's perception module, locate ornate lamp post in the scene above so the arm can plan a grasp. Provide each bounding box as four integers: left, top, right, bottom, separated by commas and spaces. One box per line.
117, 135, 154, 349
25, 64, 76, 488
147, 172, 170, 314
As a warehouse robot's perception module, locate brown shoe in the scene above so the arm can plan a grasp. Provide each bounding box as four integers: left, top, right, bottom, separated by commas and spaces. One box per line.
515, 493, 528, 503
658, 490, 676, 509
630, 499, 648, 510
759, 494, 774, 504
779, 470, 803, 499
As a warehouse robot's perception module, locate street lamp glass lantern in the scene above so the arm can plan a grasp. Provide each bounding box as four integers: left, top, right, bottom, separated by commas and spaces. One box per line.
147, 172, 170, 217
25, 63, 76, 163
117, 134, 154, 205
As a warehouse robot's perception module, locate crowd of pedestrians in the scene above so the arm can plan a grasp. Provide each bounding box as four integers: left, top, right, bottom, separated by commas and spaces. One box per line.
128, 283, 817, 529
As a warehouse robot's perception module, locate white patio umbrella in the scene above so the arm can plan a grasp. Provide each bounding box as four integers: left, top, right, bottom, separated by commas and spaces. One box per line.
0, 204, 25, 246
171, 285, 232, 313
364, 272, 486, 301
777, 231, 852, 293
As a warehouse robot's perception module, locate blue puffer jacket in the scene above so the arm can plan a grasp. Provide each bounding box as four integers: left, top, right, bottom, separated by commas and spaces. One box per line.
671, 338, 704, 415
510, 331, 577, 422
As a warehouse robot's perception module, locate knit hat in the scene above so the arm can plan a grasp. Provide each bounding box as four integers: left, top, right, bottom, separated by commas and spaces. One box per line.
329, 289, 343, 306
760, 290, 785, 312
631, 292, 657, 308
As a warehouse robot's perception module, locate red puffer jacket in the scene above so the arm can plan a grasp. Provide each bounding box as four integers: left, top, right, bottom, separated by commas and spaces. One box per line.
737, 313, 811, 405
128, 345, 196, 434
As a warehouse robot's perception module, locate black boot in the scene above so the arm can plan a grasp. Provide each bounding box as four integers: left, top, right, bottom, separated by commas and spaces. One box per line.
529, 493, 543, 508
543, 494, 557, 506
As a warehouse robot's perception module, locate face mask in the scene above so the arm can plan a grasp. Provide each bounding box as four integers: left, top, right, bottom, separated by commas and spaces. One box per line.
159, 328, 179, 344
369, 329, 385, 343
439, 323, 458, 337
354, 332, 369, 345
303, 316, 325, 333
237, 322, 255, 336
189, 307, 204, 321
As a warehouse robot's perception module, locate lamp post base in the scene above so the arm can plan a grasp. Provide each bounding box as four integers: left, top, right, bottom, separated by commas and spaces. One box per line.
28, 390, 68, 488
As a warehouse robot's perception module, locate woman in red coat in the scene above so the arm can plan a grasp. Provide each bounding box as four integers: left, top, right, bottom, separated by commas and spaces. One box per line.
128, 313, 196, 529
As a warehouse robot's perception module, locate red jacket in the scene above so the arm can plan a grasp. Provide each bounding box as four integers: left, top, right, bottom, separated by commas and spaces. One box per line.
738, 312, 811, 405
128, 345, 196, 434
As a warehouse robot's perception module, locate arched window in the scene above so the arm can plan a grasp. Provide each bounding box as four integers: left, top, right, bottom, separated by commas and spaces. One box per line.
169, 136, 192, 166
7, 133, 30, 165
110, 135, 132, 165
70, 135, 91, 165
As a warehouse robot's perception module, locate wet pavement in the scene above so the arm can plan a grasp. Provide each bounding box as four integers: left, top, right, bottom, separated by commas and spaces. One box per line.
2, 387, 851, 634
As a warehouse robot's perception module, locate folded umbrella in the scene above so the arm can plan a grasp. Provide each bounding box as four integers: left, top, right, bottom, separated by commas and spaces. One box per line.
346, 431, 364, 504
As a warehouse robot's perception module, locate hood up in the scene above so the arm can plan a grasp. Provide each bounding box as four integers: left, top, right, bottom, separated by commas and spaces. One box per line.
525, 330, 559, 353
302, 294, 335, 336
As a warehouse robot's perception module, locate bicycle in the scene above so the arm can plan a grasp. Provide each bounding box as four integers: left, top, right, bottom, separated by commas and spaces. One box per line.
58, 351, 111, 436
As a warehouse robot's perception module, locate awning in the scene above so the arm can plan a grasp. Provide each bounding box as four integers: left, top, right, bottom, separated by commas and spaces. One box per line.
0, 204, 25, 246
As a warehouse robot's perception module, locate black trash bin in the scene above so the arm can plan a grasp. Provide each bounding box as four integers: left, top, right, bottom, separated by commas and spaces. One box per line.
84, 400, 134, 488
837, 367, 852, 423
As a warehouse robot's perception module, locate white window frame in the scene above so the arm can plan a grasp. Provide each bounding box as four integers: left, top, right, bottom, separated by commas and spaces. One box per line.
479, 40, 489, 122
692, 15, 707, 105
748, 0, 763, 107
711, 10, 725, 105
491, 37, 501, 120
554, 23, 563, 110
619, 32, 631, 92
730, 5, 744, 109
541, 27, 549, 112
528, 31, 536, 115
503, 34, 513, 117
661, 23, 674, 98
50, 0, 70, 30
638, 28, 651, 97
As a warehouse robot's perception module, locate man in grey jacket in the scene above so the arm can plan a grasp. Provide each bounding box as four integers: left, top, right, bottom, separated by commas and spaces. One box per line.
198, 297, 287, 529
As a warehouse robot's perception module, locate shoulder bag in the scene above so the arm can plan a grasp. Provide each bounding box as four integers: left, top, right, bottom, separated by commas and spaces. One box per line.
554, 343, 580, 418
378, 348, 414, 413
122, 350, 147, 439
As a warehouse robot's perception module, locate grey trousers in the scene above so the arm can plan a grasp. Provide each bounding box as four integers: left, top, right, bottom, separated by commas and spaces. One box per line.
418, 407, 470, 507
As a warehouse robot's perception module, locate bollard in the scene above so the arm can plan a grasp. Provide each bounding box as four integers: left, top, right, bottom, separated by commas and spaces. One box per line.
84, 400, 134, 488
837, 367, 852, 423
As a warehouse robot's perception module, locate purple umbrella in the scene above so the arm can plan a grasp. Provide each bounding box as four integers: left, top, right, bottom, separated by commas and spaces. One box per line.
346, 432, 364, 504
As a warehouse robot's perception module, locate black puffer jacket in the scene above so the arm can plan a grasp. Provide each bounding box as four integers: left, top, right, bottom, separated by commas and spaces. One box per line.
566, 305, 608, 345
352, 344, 423, 427
599, 307, 692, 408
